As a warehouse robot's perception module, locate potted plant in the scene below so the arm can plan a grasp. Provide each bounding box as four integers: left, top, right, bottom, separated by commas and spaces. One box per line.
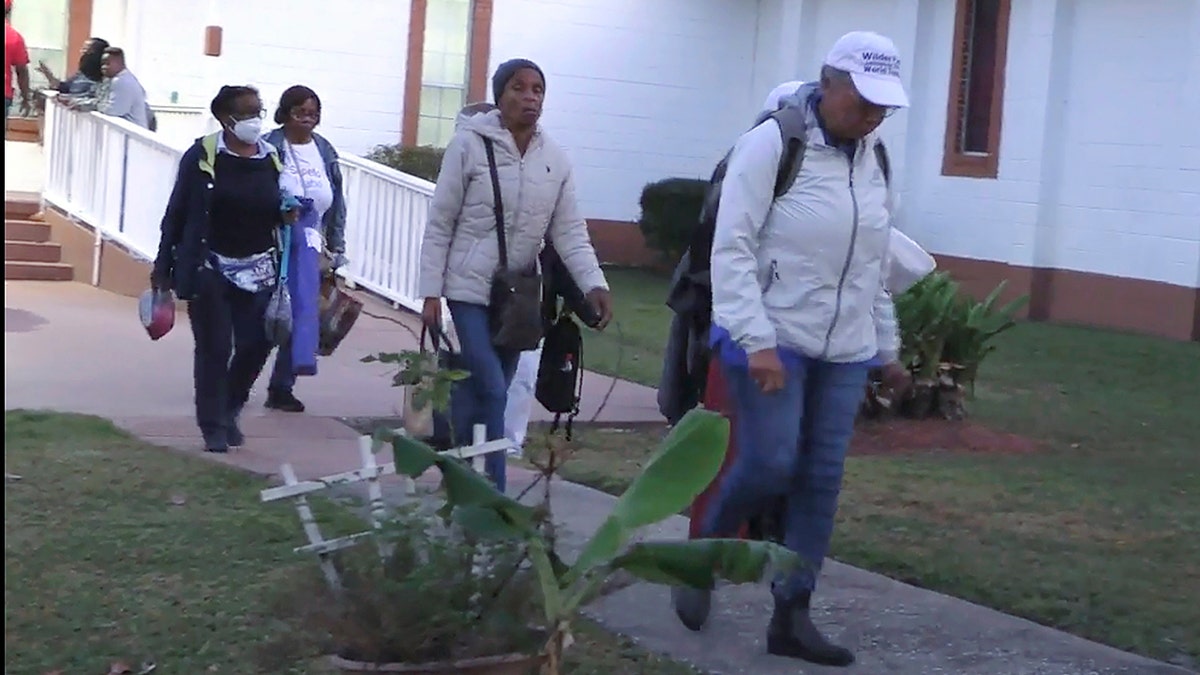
267, 500, 547, 674
271, 347, 798, 674
378, 405, 800, 675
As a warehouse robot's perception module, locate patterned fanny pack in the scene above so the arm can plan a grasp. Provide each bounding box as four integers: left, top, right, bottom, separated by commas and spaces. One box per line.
207, 249, 278, 293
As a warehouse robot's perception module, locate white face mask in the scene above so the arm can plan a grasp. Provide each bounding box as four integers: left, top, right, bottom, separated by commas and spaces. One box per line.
229, 117, 262, 144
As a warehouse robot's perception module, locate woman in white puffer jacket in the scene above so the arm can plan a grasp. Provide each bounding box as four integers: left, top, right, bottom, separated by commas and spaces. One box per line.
418, 59, 612, 493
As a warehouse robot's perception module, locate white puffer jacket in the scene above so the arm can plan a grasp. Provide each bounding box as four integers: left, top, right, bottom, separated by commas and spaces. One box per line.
711, 99, 900, 364
418, 110, 607, 306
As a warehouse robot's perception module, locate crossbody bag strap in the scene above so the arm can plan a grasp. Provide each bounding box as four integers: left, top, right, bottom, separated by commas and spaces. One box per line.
481, 137, 508, 270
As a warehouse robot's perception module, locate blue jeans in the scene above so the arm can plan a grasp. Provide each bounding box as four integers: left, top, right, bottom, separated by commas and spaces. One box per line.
700, 355, 868, 601
447, 301, 520, 492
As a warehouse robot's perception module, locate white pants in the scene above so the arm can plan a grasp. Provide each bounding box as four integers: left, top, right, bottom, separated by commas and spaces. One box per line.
504, 344, 543, 454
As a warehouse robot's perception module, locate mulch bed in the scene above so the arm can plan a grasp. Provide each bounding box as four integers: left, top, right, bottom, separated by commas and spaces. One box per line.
851, 417, 1041, 456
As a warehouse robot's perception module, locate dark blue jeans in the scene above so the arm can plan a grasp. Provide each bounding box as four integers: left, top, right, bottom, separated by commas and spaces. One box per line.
447, 301, 519, 492
187, 267, 274, 444
701, 355, 869, 601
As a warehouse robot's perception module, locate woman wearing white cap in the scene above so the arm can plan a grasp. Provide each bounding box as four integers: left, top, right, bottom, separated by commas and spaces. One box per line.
681, 31, 914, 667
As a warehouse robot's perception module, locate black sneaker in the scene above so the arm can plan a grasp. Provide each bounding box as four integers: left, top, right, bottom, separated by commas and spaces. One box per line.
265, 389, 305, 413
202, 429, 229, 454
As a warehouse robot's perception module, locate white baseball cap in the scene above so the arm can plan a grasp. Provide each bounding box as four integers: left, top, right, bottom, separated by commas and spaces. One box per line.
824, 31, 909, 108
761, 80, 805, 113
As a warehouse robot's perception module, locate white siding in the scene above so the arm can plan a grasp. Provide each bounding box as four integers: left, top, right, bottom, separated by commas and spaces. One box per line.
94, 0, 1199, 288
100, 0, 411, 156
1047, 0, 1200, 288
789, 0, 1199, 289
489, 0, 760, 221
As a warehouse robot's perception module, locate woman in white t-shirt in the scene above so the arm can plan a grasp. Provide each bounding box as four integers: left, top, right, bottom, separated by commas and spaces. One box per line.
262, 85, 347, 412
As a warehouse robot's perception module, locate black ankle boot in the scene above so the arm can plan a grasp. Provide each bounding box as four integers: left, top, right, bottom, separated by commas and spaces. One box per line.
265, 389, 305, 413
766, 593, 854, 666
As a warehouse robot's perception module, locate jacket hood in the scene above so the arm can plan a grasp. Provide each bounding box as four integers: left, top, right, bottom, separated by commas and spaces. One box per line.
457, 109, 541, 146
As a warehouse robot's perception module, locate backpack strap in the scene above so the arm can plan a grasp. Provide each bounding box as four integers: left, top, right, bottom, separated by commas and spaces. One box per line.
873, 140, 892, 186
198, 132, 220, 179
769, 106, 810, 199
198, 132, 285, 178
873, 139, 895, 214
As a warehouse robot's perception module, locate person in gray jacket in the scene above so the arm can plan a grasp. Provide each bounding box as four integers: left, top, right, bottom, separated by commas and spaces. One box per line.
418, 59, 612, 492
679, 31, 914, 667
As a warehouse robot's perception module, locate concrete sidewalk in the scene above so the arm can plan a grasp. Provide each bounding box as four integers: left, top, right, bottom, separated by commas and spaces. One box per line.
4, 280, 660, 430
5, 281, 1193, 675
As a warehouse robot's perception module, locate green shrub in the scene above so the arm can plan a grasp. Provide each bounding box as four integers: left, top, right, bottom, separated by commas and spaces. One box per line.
862, 271, 1029, 420
365, 143, 446, 182
638, 178, 708, 263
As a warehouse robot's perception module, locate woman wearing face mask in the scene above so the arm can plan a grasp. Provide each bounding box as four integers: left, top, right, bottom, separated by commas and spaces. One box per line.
261, 84, 347, 413
39, 36, 108, 98
151, 85, 297, 453
418, 59, 613, 492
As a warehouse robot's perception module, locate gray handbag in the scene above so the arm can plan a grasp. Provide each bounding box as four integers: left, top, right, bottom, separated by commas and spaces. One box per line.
264, 225, 293, 346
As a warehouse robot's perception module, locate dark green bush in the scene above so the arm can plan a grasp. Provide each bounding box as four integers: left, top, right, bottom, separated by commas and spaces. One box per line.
638, 178, 708, 263
366, 144, 446, 182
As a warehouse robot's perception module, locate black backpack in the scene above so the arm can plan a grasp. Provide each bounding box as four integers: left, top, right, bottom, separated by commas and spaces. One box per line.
536, 313, 583, 439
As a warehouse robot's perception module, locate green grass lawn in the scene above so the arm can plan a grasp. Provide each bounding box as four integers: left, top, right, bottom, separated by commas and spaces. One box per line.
4, 411, 696, 675
584, 266, 677, 386
562, 268, 1200, 665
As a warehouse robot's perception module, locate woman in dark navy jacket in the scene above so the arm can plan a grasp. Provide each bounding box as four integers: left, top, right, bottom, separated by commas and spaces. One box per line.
151, 85, 296, 453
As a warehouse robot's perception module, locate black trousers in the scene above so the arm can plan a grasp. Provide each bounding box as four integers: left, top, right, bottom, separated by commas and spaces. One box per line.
187, 267, 273, 442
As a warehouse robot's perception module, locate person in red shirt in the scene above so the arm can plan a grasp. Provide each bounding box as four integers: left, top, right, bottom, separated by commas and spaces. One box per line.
5, 0, 32, 127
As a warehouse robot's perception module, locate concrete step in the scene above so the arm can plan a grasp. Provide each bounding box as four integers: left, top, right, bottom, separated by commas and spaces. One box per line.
5, 240, 63, 263
4, 260, 74, 281
4, 220, 51, 243
4, 199, 40, 221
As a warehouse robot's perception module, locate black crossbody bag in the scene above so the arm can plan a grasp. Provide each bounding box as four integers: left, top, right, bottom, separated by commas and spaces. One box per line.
481, 137, 543, 351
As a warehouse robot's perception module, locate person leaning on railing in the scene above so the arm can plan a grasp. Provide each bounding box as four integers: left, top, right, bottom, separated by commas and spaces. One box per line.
38, 36, 107, 98
260, 84, 347, 414
417, 59, 614, 494
151, 84, 299, 453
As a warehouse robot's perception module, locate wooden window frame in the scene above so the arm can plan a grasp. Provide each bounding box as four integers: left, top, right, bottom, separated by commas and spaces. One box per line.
401, 0, 492, 148
941, 0, 1011, 179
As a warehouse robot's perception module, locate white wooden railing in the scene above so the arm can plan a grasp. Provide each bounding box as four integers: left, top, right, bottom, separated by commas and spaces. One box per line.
41, 97, 435, 313
337, 156, 434, 313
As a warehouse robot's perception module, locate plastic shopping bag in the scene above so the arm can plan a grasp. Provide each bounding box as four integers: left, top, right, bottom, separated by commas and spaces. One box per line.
138, 288, 176, 341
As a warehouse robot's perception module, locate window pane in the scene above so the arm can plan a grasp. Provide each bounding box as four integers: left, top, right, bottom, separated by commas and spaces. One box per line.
419, 86, 439, 116
445, 53, 468, 86
416, 116, 439, 147
960, 0, 1001, 154
440, 86, 464, 116
422, 49, 448, 83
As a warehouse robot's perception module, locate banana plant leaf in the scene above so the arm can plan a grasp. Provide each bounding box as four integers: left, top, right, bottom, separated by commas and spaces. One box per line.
609, 539, 801, 590
381, 430, 537, 537
569, 409, 730, 579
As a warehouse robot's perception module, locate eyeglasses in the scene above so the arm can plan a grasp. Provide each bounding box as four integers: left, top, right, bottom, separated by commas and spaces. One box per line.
290, 110, 320, 122
231, 109, 266, 122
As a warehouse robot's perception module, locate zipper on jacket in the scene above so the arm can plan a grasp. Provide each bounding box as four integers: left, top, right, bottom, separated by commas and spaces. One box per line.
514, 155, 527, 266
763, 259, 780, 294
821, 152, 860, 359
